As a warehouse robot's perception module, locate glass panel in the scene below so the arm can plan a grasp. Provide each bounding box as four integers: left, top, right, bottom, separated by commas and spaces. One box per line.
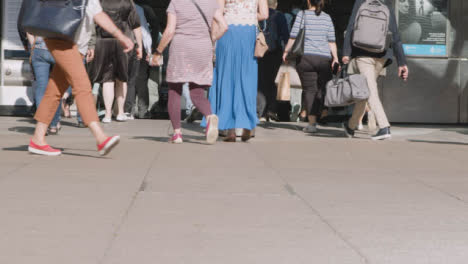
397, 0, 449, 57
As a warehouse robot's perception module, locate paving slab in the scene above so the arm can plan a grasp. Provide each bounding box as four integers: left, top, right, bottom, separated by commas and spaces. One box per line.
0, 117, 468, 264
102, 193, 365, 264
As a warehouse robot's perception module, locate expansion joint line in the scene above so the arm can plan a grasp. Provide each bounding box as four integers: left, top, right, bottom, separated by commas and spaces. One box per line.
98, 146, 165, 264
248, 144, 371, 264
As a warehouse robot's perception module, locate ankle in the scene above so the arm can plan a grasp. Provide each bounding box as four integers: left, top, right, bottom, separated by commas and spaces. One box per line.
31, 136, 47, 146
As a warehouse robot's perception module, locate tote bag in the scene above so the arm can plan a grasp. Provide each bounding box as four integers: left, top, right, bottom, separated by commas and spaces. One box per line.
20, 0, 88, 41
276, 71, 291, 101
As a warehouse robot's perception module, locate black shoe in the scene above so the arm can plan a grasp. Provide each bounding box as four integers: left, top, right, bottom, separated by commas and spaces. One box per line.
342, 122, 355, 138
266, 111, 279, 122
186, 108, 202, 123
371, 127, 391, 140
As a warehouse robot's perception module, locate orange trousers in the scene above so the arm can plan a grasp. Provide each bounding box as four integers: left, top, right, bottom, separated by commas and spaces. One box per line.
34, 39, 99, 126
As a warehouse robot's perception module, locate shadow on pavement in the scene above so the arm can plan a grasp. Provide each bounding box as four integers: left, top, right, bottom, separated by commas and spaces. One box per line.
131, 135, 212, 145
308, 128, 347, 138
258, 122, 302, 131
2, 145, 108, 158
408, 139, 468, 146
3, 145, 29, 151
132, 136, 168, 142
60, 151, 109, 159
8, 126, 35, 135
15, 118, 35, 124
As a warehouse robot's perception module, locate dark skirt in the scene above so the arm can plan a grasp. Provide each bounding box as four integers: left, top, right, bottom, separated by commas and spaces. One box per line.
88, 38, 130, 83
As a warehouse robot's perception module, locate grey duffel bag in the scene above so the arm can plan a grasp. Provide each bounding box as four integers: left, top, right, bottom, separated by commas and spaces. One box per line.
325, 65, 370, 107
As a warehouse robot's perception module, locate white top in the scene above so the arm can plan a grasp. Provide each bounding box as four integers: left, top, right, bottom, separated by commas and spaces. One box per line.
136, 4, 152, 55
224, 0, 258, 26
74, 0, 103, 55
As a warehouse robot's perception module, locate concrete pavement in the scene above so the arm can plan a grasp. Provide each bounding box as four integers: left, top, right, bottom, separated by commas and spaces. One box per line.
1, 116, 468, 264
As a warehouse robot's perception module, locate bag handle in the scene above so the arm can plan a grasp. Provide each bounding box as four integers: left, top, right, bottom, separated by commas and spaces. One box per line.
330, 63, 347, 83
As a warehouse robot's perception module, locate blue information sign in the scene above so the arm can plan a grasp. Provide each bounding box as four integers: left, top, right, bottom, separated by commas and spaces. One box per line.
402, 44, 447, 56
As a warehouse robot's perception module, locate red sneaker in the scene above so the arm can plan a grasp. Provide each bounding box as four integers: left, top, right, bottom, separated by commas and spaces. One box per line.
28, 140, 62, 156
97, 135, 120, 156
170, 133, 183, 144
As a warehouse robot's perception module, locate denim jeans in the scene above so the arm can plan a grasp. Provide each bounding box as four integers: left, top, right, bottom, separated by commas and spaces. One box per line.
32, 48, 61, 127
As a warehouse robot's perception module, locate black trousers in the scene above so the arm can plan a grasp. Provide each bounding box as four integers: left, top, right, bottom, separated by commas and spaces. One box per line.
296, 54, 332, 117
257, 49, 283, 117
125, 49, 150, 117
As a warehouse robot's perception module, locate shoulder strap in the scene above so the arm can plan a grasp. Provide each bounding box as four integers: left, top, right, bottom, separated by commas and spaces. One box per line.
300, 10, 306, 34
190, 0, 211, 33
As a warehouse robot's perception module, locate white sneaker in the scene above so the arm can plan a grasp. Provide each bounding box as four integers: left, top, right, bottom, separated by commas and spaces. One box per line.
102, 117, 112, 123
116, 114, 127, 122
357, 123, 364, 131
303, 124, 318, 133
124, 112, 134, 120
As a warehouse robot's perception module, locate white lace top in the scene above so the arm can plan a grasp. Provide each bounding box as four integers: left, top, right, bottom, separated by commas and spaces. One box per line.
224, 0, 258, 26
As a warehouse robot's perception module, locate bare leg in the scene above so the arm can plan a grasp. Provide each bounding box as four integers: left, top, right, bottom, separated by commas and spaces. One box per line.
88, 121, 109, 144
115, 80, 127, 117
103, 82, 115, 119
31, 122, 49, 146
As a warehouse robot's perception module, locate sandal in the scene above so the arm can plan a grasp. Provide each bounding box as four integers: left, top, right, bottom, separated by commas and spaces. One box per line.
223, 129, 236, 142
241, 129, 252, 142
48, 127, 59, 135
61, 98, 71, 118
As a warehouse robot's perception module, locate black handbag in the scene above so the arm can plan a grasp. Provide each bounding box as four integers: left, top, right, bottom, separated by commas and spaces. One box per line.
287, 11, 305, 61
20, 0, 88, 41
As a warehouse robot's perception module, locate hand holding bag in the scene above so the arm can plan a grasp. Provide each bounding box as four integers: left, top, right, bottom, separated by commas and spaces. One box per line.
255, 24, 269, 58
20, 0, 88, 41
276, 70, 291, 101
275, 63, 301, 88
286, 11, 305, 61
324, 64, 370, 107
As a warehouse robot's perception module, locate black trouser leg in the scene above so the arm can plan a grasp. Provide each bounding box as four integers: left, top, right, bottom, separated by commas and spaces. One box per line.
297, 55, 332, 117
135, 53, 150, 118
257, 50, 283, 117
124, 49, 141, 114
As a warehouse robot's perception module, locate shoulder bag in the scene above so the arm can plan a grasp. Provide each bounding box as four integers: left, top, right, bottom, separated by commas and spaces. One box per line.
20, 0, 88, 41
255, 23, 269, 58
286, 11, 305, 61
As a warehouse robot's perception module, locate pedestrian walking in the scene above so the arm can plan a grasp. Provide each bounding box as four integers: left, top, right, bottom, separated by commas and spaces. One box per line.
150, 0, 228, 144
204, 0, 269, 142
27, 0, 134, 156
88, 0, 143, 123
124, 4, 156, 120
257, 0, 290, 122
26, 34, 63, 135
342, 0, 409, 140
283, 0, 339, 134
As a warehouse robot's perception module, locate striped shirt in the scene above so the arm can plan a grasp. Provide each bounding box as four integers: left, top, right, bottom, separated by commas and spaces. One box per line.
290, 10, 336, 58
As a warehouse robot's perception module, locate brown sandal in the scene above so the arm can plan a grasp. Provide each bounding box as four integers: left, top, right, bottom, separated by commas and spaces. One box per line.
241, 129, 252, 142
223, 129, 236, 142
